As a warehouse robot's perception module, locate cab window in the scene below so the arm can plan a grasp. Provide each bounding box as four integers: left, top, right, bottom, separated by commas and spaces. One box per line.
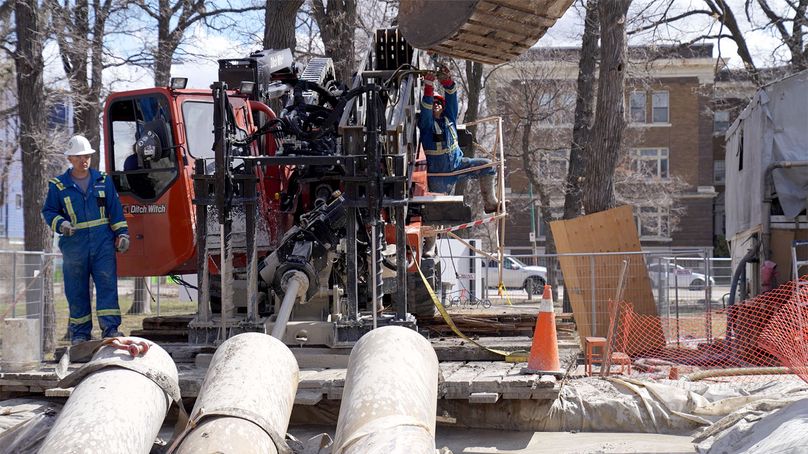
108, 94, 177, 201
182, 101, 215, 161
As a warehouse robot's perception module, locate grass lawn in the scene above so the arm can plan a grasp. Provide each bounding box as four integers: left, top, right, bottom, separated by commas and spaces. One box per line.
51, 290, 196, 352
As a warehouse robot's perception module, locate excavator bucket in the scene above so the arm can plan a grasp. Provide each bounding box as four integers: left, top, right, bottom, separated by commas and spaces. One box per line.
398, 0, 573, 65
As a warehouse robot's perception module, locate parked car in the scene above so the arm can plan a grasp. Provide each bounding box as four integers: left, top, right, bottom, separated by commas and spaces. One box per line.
647, 263, 715, 291
481, 256, 547, 294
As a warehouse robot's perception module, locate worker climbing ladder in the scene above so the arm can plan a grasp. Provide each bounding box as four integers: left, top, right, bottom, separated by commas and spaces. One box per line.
420, 116, 510, 296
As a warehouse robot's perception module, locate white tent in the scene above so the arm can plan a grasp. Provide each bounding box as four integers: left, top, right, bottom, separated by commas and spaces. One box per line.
725, 70, 808, 240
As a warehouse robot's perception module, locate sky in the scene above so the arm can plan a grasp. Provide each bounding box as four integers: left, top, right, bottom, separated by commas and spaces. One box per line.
40, 0, 798, 92
538, 0, 791, 68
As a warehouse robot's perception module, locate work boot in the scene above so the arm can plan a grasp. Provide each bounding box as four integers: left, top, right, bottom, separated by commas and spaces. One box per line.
71, 336, 90, 346
423, 235, 437, 258
103, 330, 125, 339
479, 174, 500, 214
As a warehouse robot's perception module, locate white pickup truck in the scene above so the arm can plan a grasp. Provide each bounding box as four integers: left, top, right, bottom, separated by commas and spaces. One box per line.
480, 256, 547, 294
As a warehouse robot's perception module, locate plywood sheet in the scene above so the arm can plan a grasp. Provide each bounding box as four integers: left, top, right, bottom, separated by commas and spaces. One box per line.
550, 205, 664, 351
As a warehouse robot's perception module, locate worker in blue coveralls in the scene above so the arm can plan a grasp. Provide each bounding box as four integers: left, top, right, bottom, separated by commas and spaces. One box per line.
42, 135, 130, 345
419, 65, 500, 212
419, 65, 501, 256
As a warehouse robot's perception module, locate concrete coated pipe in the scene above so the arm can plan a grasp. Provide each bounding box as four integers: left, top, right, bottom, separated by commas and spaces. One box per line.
333, 325, 439, 454
39, 337, 178, 454
171, 332, 299, 454
0, 318, 40, 372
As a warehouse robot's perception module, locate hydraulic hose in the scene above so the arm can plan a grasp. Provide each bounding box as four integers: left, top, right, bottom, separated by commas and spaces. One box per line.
728, 247, 758, 307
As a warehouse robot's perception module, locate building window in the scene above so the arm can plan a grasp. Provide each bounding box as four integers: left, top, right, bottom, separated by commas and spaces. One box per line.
714, 110, 730, 133
540, 149, 569, 181
15, 194, 22, 209
536, 206, 563, 240
636, 206, 670, 239
652, 91, 669, 123
629, 91, 646, 123
714, 160, 726, 184
538, 91, 575, 125
631, 148, 669, 179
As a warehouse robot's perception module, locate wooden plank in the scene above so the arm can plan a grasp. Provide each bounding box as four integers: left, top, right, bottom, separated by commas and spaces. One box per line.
550, 206, 664, 351
45, 387, 73, 397
295, 389, 324, 406
438, 361, 467, 398
298, 368, 346, 390
469, 362, 518, 394
444, 361, 509, 400
468, 392, 500, 404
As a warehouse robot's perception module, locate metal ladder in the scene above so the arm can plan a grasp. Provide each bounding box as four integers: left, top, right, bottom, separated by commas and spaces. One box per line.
791, 240, 808, 292
791, 241, 808, 348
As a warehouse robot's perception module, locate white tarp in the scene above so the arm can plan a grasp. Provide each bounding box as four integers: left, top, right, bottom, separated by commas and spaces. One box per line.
725, 70, 808, 239
695, 397, 808, 453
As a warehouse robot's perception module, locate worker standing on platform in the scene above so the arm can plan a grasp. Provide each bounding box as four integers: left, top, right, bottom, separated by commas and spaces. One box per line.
419, 65, 501, 213
42, 135, 130, 344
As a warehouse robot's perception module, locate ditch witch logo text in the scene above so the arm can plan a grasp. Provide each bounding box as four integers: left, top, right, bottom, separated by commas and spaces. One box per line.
124, 204, 167, 214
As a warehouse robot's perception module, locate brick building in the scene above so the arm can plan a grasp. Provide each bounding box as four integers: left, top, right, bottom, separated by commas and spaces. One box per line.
487, 45, 719, 255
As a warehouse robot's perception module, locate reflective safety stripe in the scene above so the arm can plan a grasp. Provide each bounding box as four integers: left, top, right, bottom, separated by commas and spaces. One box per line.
100, 206, 106, 220
424, 147, 452, 156
69, 314, 92, 325
51, 215, 65, 232
97, 309, 121, 317
111, 221, 128, 231
63, 197, 77, 224
50, 178, 65, 191
421, 100, 433, 109
97, 190, 105, 198
74, 218, 109, 229
444, 84, 457, 95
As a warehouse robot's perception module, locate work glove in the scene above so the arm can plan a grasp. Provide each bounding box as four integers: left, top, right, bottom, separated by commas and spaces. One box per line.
437, 64, 453, 87
60, 221, 76, 236
423, 72, 435, 97
116, 234, 130, 253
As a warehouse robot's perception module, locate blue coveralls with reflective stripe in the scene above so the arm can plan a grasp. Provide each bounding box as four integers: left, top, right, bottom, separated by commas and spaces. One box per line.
42, 168, 129, 340
418, 81, 494, 194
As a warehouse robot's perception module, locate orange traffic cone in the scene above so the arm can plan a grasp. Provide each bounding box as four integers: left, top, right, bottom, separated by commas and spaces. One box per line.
524, 284, 562, 376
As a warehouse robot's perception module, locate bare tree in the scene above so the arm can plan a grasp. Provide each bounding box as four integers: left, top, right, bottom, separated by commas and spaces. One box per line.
11, 0, 58, 353
136, 0, 264, 87
310, 0, 357, 82
582, 0, 632, 213
49, 0, 121, 165
743, 0, 808, 71
564, 0, 599, 220
264, 0, 304, 52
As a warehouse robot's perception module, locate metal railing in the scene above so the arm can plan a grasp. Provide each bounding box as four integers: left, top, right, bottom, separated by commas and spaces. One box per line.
0, 249, 195, 356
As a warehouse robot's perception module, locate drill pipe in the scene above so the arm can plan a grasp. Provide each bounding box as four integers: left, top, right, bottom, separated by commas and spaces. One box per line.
170, 333, 299, 454
333, 326, 439, 454
271, 271, 309, 340
39, 337, 178, 454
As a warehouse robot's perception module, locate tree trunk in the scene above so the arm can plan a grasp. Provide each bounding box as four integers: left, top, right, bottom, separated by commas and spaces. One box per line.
582, 0, 631, 214
264, 0, 304, 52
311, 0, 357, 82
15, 0, 55, 354
564, 0, 599, 220
153, 11, 176, 88
455, 60, 484, 198
153, 39, 177, 88
127, 277, 151, 314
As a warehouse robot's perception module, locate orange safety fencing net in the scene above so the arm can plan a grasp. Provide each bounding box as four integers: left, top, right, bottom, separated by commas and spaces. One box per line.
607, 277, 808, 383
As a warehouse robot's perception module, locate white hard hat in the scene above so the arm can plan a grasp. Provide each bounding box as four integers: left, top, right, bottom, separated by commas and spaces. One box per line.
65, 135, 95, 156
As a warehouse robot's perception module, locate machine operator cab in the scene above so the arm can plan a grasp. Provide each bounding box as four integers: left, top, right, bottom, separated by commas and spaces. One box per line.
104, 88, 260, 277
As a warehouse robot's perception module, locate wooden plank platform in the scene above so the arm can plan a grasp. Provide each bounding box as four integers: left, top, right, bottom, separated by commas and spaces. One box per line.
1, 360, 562, 404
